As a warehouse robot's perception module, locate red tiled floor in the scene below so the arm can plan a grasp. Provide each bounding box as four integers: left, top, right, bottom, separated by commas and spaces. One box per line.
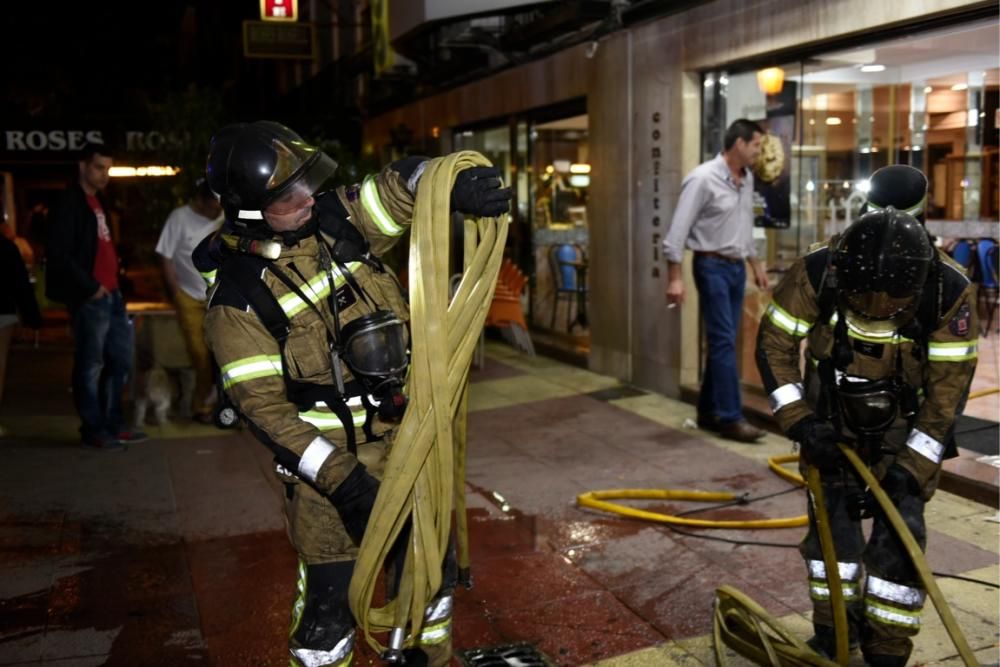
465, 508, 544, 561
464, 551, 605, 612
489, 589, 665, 666
185, 530, 296, 666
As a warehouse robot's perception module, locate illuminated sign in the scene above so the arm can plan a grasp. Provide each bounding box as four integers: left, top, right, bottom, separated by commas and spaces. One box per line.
243, 21, 316, 60
260, 0, 298, 21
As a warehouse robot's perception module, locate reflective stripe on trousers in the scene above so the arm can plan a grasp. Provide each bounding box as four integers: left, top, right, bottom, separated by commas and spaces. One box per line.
864, 575, 925, 630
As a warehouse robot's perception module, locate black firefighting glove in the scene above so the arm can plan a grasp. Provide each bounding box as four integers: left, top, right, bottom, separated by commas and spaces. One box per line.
451, 166, 512, 218
327, 463, 380, 544
877, 464, 920, 508
787, 415, 843, 472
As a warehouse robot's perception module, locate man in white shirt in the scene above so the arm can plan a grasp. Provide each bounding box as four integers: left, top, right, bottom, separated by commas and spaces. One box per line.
155, 179, 223, 423
663, 119, 769, 443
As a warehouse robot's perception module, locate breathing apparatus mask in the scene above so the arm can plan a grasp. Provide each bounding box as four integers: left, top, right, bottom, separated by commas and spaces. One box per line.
340, 310, 410, 422
836, 375, 900, 438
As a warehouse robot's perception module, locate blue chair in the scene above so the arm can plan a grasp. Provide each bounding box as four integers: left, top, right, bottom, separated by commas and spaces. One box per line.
977, 239, 998, 290
977, 239, 999, 334
951, 239, 975, 275
548, 243, 589, 331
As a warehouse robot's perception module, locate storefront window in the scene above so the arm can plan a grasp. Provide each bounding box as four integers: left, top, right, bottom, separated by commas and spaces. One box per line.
453, 125, 514, 184
705, 19, 999, 264
528, 114, 590, 337
452, 110, 592, 356
701, 18, 999, 391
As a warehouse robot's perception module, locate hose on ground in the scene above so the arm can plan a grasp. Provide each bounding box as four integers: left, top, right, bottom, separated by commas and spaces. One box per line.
576, 453, 809, 529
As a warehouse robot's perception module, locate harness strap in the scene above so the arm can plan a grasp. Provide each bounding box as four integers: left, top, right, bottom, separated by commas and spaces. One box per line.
286, 379, 366, 455
218, 254, 384, 455
220, 255, 290, 344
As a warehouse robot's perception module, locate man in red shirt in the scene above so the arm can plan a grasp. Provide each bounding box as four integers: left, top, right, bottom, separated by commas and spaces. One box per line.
46, 143, 146, 449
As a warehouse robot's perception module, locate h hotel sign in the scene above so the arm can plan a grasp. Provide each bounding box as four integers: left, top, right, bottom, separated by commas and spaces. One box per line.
260, 0, 298, 21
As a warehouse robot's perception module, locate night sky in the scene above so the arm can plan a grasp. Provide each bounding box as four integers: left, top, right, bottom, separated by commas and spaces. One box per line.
2, 2, 258, 125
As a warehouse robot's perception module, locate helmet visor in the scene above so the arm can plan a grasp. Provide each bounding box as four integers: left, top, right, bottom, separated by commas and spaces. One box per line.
264, 150, 337, 215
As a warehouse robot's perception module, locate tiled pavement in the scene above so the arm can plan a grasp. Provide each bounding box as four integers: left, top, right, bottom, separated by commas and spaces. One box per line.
0, 341, 997, 666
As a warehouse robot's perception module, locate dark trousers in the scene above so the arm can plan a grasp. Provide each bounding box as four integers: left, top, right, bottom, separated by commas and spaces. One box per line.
70, 290, 133, 439
693, 255, 746, 423
801, 468, 928, 663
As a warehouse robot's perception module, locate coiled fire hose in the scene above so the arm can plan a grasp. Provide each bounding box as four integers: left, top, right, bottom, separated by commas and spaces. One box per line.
711, 445, 977, 666
348, 152, 508, 659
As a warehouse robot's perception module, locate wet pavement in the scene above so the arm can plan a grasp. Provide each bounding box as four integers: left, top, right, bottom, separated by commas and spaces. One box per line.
0, 340, 997, 666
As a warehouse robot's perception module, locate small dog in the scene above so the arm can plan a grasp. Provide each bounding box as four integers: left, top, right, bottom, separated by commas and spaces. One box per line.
132, 367, 195, 428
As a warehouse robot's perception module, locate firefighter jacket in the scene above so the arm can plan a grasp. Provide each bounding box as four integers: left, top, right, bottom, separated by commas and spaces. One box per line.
756, 242, 978, 496
202, 163, 417, 497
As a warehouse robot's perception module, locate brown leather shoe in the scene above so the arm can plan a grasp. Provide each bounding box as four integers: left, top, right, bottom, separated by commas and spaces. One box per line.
717, 419, 766, 443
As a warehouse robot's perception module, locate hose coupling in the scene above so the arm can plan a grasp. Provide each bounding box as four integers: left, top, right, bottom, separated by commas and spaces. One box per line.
381, 627, 406, 664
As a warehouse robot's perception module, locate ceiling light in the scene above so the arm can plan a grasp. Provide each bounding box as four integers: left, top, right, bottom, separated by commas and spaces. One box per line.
825, 117, 842, 126
860, 64, 886, 73
756, 67, 785, 94
951, 83, 968, 91
923, 86, 933, 94
570, 163, 591, 174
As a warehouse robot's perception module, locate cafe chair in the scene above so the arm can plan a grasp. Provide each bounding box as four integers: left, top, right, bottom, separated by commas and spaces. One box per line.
548, 243, 588, 332
977, 239, 999, 335
485, 259, 535, 356
950, 239, 976, 277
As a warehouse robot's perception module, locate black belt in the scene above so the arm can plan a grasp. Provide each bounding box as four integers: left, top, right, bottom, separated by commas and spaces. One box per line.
694, 251, 742, 263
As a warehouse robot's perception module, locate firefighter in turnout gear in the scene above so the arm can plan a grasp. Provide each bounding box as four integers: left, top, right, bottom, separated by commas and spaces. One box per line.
195, 121, 510, 667
755, 166, 978, 667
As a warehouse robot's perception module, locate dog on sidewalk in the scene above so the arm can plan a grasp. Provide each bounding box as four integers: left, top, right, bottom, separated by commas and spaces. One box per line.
132, 366, 195, 428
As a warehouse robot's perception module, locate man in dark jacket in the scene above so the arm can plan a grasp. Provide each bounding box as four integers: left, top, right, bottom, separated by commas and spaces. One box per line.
46, 142, 146, 449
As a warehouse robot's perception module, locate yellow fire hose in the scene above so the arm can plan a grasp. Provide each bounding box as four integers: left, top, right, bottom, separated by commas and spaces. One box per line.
348, 152, 508, 658
807, 466, 849, 666
838, 446, 976, 666
576, 454, 809, 529
710, 446, 978, 666
967, 386, 1000, 400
